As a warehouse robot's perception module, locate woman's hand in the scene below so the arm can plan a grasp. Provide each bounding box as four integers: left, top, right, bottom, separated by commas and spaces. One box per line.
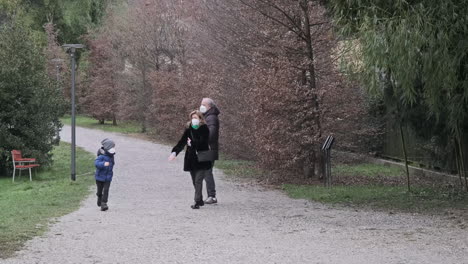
168, 152, 177, 161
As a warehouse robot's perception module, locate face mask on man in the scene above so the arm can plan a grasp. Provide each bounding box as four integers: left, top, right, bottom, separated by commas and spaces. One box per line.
200, 105, 207, 113
108, 148, 116, 154
191, 118, 200, 129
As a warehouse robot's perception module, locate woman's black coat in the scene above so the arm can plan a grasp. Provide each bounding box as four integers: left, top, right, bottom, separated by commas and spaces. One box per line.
171, 124, 212, 171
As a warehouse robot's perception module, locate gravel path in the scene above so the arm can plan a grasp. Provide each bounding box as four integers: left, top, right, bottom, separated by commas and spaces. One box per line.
4, 126, 468, 264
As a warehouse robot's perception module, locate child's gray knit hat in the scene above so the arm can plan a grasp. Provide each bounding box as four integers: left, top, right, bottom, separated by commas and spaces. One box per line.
101, 138, 115, 150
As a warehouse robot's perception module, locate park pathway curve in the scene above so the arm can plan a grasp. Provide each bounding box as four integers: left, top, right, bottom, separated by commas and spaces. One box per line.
4, 126, 468, 263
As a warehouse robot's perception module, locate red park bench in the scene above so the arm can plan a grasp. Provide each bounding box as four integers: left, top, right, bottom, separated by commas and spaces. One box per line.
11, 150, 40, 182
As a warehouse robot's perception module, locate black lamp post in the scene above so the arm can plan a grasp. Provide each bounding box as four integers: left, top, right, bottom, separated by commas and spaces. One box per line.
63, 44, 84, 181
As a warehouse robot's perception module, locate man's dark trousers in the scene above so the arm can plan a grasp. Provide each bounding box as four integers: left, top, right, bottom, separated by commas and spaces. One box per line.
205, 161, 216, 198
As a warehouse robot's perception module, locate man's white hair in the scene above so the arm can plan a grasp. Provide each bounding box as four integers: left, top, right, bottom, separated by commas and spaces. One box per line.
203, 98, 216, 107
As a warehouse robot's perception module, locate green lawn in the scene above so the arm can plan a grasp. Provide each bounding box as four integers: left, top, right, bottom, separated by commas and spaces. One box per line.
215, 158, 467, 212
0, 142, 95, 259
61, 115, 141, 134
283, 162, 467, 212
283, 184, 468, 212
214, 155, 263, 179
333, 163, 405, 178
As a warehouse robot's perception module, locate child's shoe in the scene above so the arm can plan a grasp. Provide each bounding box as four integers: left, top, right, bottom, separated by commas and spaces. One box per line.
101, 203, 109, 211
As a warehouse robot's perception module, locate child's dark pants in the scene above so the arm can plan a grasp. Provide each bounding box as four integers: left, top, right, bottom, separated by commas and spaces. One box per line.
96, 180, 111, 203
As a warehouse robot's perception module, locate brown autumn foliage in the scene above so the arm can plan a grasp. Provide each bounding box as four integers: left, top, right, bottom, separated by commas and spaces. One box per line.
192, 0, 330, 177
43, 22, 69, 99
120, 0, 188, 132
83, 0, 378, 181
82, 35, 121, 124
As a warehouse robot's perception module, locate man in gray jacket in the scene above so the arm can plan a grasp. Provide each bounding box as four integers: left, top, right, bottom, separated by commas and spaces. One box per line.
200, 98, 220, 204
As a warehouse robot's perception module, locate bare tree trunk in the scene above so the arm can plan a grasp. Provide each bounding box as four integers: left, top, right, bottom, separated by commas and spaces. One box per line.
317, 149, 325, 179
300, 0, 321, 178
302, 151, 316, 178
400, 123, 411, 192
112, 114, 117, 126
300, 0, 321, 135
456, 127, 468, 192
140, 65, 147, 133
455, 143, 464, 188
454, 140, 463, 189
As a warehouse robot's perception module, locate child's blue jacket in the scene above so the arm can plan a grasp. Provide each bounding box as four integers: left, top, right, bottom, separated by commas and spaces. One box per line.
95, 152, 115, 182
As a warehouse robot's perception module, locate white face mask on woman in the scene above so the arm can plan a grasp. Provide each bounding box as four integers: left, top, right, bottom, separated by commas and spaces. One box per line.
191, 118, 200, 129
199, 105, 207, 113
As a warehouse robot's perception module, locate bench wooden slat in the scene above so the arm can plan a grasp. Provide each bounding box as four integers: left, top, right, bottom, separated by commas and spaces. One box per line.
15, 164, 40, 169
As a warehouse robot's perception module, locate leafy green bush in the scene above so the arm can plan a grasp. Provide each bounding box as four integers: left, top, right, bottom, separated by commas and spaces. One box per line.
0, 22, 65, 175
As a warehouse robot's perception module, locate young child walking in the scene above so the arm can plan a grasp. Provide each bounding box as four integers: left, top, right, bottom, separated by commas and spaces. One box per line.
95, 138, 116, 211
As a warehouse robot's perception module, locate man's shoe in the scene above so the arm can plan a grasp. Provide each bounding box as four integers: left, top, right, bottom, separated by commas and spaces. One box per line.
101, 203, 109, 211
205, 197, 217, 204
191, 204, 200, 209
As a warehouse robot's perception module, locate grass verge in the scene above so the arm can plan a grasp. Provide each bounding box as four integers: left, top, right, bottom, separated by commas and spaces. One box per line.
283, 184, 468, 212
283, 163, 468, 213
333, 163, 405, 178
214, 156, 263, 180
215, 158, 467, 213
0, 142, 95, 259
61, 115, 141, 134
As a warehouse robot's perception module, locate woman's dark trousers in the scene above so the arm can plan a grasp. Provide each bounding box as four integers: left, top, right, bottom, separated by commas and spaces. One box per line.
190, 170, 207, 203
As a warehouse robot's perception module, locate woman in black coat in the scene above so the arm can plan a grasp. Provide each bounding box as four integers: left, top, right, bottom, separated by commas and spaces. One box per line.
169, 110, 212, 209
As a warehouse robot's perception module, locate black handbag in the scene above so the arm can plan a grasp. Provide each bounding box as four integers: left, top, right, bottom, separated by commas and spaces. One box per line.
190, 130, 216, 162
196, 150, 216, 162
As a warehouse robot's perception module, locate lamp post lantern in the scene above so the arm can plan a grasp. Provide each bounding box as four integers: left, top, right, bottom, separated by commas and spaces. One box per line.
63, 44, 85, 181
